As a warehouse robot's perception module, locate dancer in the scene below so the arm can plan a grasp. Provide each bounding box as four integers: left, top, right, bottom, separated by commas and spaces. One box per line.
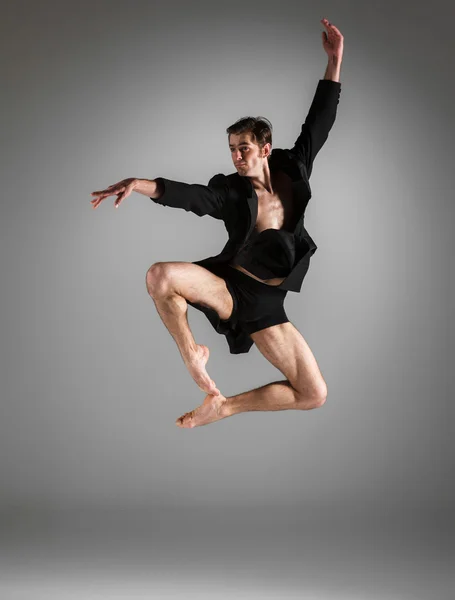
91, 18, 344, 428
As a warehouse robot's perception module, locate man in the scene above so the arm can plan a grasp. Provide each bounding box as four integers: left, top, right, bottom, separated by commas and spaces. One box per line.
90, 18, 344, 429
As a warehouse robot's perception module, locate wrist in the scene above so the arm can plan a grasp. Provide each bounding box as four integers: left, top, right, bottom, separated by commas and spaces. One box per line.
324, 56, 342, 82
132, 178, 143, 191
134, 178, 163, 199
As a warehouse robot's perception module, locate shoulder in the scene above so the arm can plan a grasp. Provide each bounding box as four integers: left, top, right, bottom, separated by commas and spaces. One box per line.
269, 147, 310, 184
269, 147, 297, 166
208, 172, 228, 186
210, 171, 249, 196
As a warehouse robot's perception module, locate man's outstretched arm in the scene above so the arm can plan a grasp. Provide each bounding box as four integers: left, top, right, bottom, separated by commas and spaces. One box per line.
91, 173, 229, 221
136, 173, 229, 221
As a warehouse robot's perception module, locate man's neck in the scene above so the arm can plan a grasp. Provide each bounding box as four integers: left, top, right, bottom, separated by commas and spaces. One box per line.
249, 162, 276, 195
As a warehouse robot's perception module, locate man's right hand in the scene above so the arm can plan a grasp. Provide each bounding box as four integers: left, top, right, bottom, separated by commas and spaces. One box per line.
90, 177, 138, 209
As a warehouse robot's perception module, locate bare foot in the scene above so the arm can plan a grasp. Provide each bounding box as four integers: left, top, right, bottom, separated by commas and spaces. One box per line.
175, 392, 229, 428
182, 344, 220, 396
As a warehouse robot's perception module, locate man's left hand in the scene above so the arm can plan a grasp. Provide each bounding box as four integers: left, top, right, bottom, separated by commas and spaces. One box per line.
321, 18, 344, 61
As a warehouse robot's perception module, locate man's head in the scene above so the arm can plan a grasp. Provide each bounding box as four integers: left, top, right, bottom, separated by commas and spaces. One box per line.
226, 117, 272, 176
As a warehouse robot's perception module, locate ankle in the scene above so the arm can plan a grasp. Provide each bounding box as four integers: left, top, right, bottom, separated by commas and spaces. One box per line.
181, 342, 200, 362
220, 396, 235, 418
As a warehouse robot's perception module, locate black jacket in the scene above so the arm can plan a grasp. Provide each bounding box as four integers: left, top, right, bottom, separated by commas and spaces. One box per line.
150, 79, 341, 293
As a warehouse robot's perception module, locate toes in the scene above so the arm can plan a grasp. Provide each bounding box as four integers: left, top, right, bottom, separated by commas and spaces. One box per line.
176, 411, 194, 427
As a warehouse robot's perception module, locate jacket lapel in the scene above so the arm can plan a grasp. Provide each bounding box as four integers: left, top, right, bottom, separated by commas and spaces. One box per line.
245, 178, 258, 238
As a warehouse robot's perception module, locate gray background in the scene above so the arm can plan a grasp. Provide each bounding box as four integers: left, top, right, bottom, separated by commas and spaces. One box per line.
1, 0, 453, 598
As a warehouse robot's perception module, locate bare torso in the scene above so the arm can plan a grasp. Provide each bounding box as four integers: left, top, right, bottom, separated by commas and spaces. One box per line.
229, 171, 298, 286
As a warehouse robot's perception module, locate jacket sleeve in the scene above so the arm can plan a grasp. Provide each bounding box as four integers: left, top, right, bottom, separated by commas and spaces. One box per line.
289, 79, 341, 178
150, 173, 229, 220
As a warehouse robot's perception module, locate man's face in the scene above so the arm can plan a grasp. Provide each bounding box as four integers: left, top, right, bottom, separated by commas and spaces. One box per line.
229, 132, 270, 175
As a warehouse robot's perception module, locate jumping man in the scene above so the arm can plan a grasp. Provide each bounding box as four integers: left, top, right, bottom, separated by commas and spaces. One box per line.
90, 18, 344, 428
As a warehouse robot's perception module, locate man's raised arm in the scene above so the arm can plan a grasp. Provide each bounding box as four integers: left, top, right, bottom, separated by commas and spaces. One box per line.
289, 18, 344, 178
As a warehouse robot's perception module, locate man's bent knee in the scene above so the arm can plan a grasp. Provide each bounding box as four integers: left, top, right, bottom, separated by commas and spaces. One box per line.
145, 261, 234, 321
145, 262, 174, 297
295, 388, 327, 410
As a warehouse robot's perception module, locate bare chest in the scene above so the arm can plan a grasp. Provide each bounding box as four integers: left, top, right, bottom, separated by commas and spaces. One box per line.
255, 173, 298, 233
228, 172, 299, 286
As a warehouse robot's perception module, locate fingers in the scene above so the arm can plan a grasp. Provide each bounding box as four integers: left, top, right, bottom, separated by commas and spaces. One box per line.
113, 180, 136, 208
91, 182, 117, 195
91, 181, 122, 198
321, 18, 342, 37
90, 182, 136, 209
91, 191, 123, 209
90, 184, 121, 205
114, 191, 127, 208
322, 17, 334, 29
90, 181, 128, 209
90, 189, 119, 209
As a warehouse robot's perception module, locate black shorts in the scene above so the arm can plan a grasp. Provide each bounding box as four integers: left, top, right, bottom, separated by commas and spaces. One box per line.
186, 262, 289, 355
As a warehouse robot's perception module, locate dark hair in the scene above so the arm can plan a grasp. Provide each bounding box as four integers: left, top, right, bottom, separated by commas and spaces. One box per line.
226, 116, 273, 150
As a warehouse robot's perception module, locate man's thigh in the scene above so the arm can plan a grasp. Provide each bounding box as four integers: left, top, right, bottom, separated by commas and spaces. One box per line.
146, 261, 234, 321
250, 322, 327, 400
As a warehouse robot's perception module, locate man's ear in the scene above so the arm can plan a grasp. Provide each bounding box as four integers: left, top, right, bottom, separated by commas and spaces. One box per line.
261, 142, 272, 158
